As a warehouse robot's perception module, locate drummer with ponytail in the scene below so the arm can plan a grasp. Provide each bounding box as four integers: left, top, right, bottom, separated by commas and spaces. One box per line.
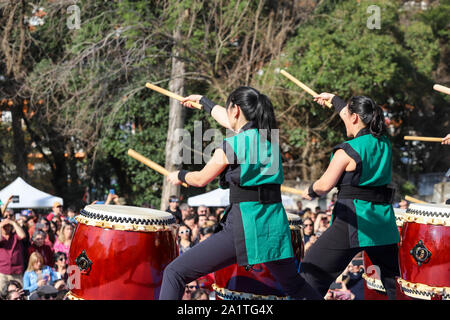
300, 92, 400, 300
160, 87, 322, 300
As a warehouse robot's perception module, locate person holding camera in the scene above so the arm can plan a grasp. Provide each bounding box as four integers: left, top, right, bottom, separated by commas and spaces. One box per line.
0, 217, 27, 291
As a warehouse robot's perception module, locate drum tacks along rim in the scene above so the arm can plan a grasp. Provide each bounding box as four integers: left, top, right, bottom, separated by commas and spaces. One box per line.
75, 204, 177, 232
397, 203, 450, 300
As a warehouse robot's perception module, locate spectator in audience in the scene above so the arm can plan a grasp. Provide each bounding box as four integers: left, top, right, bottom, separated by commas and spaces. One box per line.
26, 216, 37, 239
28, 230, 54, 267
342, 258, 364, 300
53, 223, 75, 257
325, 278, 355, 300
50, 221, 59, 239
198, 213, 209, 229
197, 205, 207, 217
51, 215, 63, 232
314, 212, 330, 238
190, 288, 210, 300
182, 279, 199, 300
177, 225, 194, 255
328, 193, 337, 211
0, 217, 26, 291
179, 203, 191, 221
5, 287, 26, 300
215, 207, 225, 220
66, 206, 78, 225
303, 218, 318, 253
3, 208, 14, 220
29, 284, 58, 300
183, 213, 199, 243
302, 218, 315, 244
53, 279, 69, 299
166, 195, 182, 224
398, 199, 408, 210
1, 279, 25, 300
23, 252, 58, 294
208, 214, 218, 224
35, 217, 55, 245
46, 201, 64, 222
296, 201, 304, 216
52, 252, 68, 282
302, 207, 312, 221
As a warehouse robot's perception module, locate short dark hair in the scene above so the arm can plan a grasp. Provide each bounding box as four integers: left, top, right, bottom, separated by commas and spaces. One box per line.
183, 213, 198, 223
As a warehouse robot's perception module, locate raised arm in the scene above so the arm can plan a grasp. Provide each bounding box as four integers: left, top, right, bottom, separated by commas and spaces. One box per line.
1, 195, 13, 216
181, 95, 232, 130
167, 147, 229, 188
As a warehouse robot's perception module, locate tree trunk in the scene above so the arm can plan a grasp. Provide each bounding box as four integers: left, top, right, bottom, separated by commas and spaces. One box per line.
160, 11, 188, 211
11, 105, 28, 179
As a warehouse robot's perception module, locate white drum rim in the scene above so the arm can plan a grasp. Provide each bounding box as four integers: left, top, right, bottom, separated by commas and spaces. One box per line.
394, 208, 406, 227
397, 278, 450, 300
362, 273, 386, 293
212, 283, 289, 300
404, 203, 450, 225
76, 204, 177, 231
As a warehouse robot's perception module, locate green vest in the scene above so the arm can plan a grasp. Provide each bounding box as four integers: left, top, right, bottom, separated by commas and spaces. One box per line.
332, 129, 399, 247
221, 122, 293, 265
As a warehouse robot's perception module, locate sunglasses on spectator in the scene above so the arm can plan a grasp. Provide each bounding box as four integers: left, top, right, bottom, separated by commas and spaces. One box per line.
186, 285, 199, 290
57, 257, 66, 261
169, 199, 179, 203
41, 293, 58, 299
304, 224, 313, 227
179, 230, 190, 234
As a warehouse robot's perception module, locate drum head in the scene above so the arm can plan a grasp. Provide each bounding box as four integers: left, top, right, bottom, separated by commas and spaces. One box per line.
78, 204, 177, 228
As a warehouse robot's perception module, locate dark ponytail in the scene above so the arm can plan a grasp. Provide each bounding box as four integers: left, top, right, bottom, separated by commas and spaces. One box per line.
226, 86, 278, 138
348, 96, 386, 138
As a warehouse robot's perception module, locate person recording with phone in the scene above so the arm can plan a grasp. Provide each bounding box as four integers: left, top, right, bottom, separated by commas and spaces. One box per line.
23, 252, 58, 294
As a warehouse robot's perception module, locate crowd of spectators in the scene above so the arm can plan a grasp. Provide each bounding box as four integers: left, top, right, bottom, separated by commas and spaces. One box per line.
0, 196, 75, 300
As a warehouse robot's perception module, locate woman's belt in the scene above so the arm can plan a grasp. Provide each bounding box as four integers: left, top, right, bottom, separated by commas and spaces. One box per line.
337, 185, 395, 204
230, 184, 282, 204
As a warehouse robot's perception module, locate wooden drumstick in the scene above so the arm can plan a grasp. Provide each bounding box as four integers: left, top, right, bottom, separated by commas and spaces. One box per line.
405, 195, 427, 204
433, 84, 450, 96
404, 136, 443, 142
127, 149, 189, 188
280, 185, 305, 196
280, 70, 333, 108
145, 82, 203, 110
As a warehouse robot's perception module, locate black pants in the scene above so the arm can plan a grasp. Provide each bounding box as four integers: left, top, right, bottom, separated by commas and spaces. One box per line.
300, 218, 400, 300
159, 208, 322, 300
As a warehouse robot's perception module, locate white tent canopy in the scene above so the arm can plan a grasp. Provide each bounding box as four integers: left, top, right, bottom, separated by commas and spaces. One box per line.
187, 188, 295, 210
0, 177, 63, 209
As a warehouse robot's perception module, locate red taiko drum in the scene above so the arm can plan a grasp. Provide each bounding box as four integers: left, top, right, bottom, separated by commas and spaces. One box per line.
398, 203, 450, 300
363, 208, 409, 300
66, 204, 178, 300
213, 212, 303, 300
